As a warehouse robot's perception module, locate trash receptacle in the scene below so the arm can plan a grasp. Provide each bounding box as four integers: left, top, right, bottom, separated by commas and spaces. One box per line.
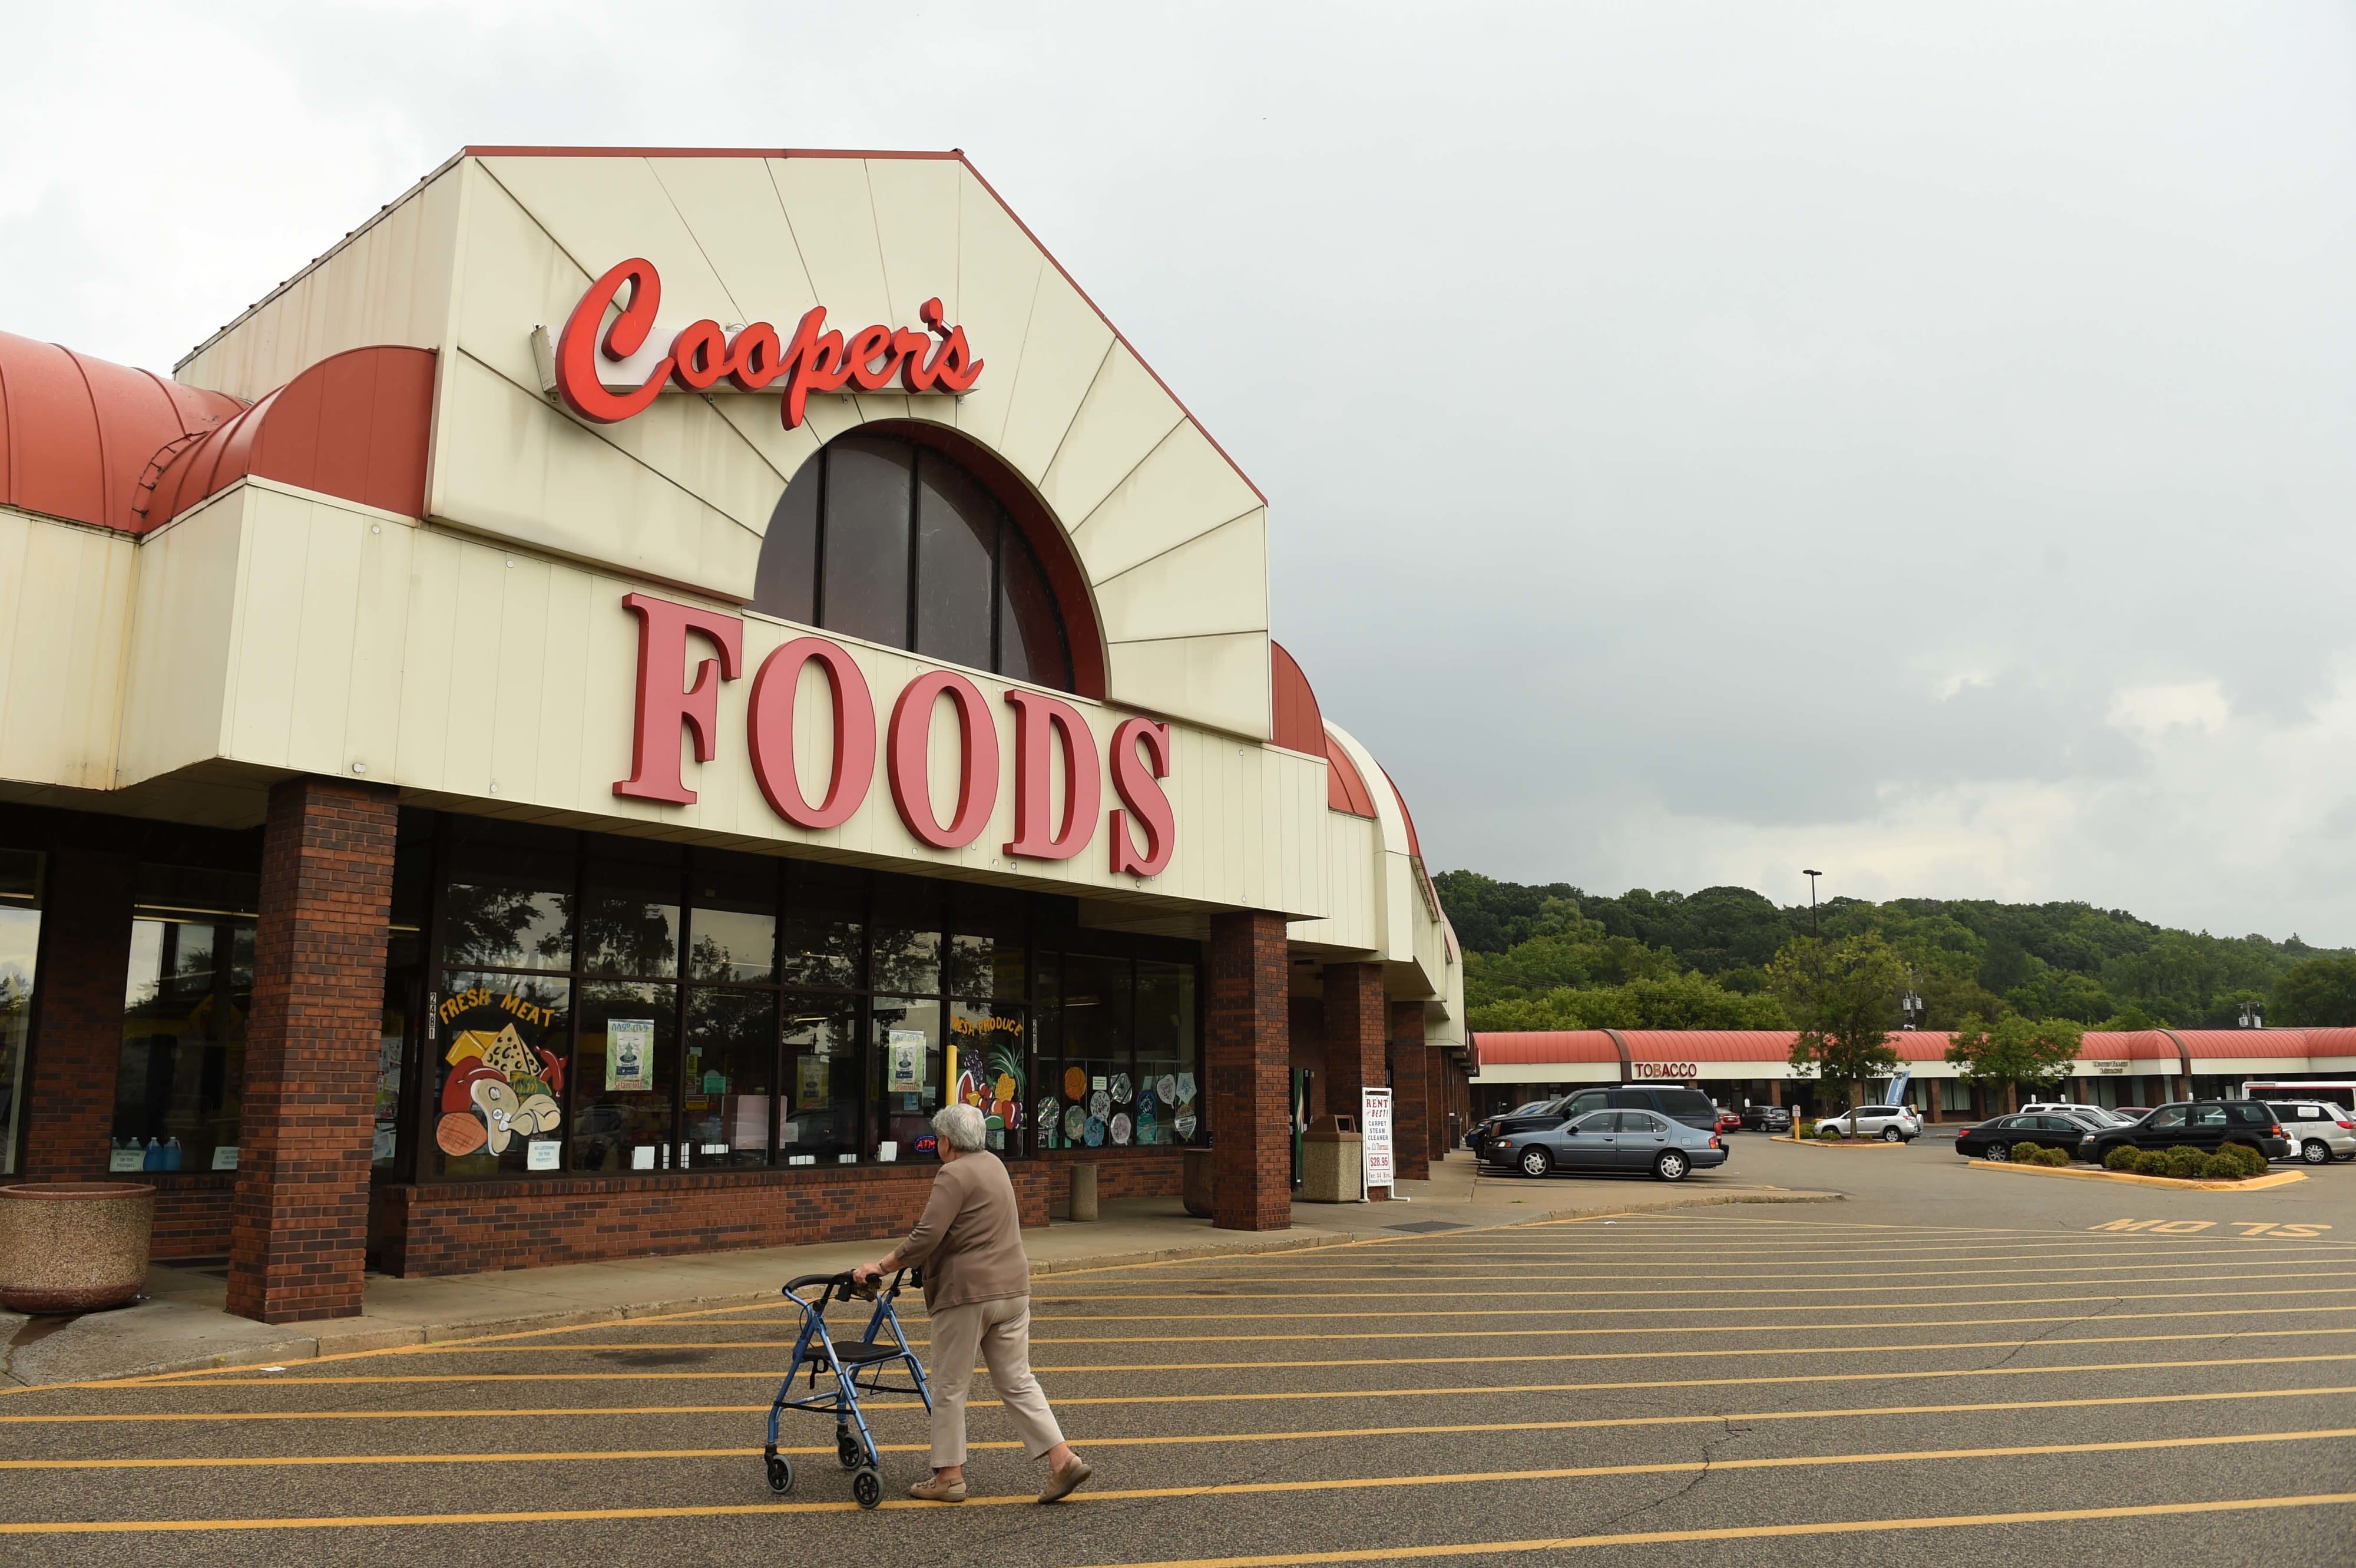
0, 1182, 155, 1313
1299, 1114, 1364, 1203
1182, 1146, 1216, 1218
1067, 1162, 1098, 1222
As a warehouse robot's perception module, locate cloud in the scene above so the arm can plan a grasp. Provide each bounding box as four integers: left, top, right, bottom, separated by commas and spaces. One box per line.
5, 2, 2354, 941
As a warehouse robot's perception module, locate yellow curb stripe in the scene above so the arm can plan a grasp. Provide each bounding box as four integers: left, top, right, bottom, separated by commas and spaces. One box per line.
2, 1431, 2350, 1534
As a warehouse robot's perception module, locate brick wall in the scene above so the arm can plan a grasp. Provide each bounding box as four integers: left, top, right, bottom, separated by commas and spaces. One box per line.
227, 779, 398, 1324
1389, 1002, 1430, 1180
18, 849, 135, 1179
376, 1161, 1054, 1278
1208, 910, 1289, 1232
151, 1175, 234, 1258
1041, 1145, 1185, 1208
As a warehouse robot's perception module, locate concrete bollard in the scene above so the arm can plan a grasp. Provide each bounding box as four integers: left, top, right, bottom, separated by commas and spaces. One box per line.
1068, 1162, 1098, 1222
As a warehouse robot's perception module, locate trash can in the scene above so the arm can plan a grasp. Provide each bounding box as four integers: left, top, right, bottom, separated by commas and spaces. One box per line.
0, 1182, 156, 1313
1299, 1114, 1364, 1203
1067, 1162, 1098, 1222
1182, 1146, 1216, 1218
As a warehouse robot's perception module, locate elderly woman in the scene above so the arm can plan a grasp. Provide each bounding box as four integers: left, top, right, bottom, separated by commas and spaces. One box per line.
853, 1101, 1091, 1504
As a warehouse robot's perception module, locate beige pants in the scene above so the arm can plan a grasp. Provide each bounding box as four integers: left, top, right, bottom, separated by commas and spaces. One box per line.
926, 1294, 1065, 1468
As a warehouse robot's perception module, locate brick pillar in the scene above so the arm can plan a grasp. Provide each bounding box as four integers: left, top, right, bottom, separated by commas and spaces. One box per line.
1321, 962, 1388, 1196
18, 849, 137, 1179
227, 778, 396, 1324
1209, 911, 1290, 1232
1388, 1001, 1430, 1180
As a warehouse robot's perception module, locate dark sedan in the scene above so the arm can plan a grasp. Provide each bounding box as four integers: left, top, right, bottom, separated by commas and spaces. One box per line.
1490, 1108, 1729, 1182
1954, 1112, 2103, 1162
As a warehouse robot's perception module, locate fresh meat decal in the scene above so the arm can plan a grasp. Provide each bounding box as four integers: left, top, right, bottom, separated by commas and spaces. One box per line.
436, 987, 564, 1164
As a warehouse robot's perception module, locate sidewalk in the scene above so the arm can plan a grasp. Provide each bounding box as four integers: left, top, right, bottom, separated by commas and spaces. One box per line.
0, 1153, 1835, 1389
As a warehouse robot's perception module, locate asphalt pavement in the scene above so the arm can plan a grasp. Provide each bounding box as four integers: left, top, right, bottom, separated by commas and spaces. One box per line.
1, 1138, 2351, 1565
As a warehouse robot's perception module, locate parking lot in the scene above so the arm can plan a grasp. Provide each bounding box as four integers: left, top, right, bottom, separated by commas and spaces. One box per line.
2, 1140, 2352, 1565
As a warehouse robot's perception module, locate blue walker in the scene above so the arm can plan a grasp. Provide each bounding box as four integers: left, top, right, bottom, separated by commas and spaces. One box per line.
763, 1269, 933, 1509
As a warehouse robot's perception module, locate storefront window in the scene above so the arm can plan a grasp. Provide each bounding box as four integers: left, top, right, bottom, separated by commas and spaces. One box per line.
434, 971, 570, 1178
780, 863, 863, 989
753, 434, 1076, 693
685, 987, 774, 1169
872, 875, 942, 995
1135, 960, 1200, 1146
1036, 948, 1201, 1150
872, 995, 942, 1161
581, 848, 680, 978
782, 994, 862, 1163
575, 980, 677, 1172
442, 823, 574, 971
115, 869, 256, 1174
0, 851, 41, 1175
951, 1000, 1027, 1153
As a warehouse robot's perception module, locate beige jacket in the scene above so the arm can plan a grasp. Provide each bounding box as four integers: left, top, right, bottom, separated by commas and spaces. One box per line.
896, 1150, 1028, 1311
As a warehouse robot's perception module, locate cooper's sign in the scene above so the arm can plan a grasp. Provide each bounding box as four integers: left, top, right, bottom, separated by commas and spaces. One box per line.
548, 257, 982, 429
613, 593, 1172, 876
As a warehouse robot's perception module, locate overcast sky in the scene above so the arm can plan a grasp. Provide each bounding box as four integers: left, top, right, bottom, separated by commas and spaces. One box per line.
7, 2, 2355, 941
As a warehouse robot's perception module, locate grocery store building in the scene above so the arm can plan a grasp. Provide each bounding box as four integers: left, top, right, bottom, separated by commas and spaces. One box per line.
0, 147, 1468, 1322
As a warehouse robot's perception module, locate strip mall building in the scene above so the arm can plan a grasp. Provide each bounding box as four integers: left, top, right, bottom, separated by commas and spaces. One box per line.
0, 148, 1471, 1324
1469, 1028, 2356, 1118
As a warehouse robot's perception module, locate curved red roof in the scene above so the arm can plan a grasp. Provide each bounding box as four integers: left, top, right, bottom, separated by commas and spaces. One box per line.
2170, 1028, 2310, 1060
0, 332, 242, 532
2080, 1029, 2178, 1062
1270, 641, 1324, 755
1474, 1031, 1619, 1066
2295, 1028, 2356, 1058
1617, 1030, 1798, 1063
145, 346, 434, 529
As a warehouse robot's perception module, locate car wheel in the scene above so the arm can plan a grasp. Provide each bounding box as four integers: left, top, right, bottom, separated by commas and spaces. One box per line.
2305, 1140, 2332, 1165
1982, 1142, 2009, 1163
1517, 1147, 1553, 1178
1882, 1127, 1902, 1143
1654, 1150, 1689, 1182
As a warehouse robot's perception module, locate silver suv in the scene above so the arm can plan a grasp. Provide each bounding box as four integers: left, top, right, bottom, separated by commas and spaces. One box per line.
2265, 1102, 2356, 1165
1815, 1104, 1921, 1142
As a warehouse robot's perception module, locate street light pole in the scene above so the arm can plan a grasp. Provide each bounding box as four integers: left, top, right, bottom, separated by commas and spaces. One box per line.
1803, 869, 1821, 939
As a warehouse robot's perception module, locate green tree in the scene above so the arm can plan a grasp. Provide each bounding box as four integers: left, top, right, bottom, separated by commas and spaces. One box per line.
2273, 954, 2356, 1026
1945, 1014, 2086, 1109
1467, 971, 1790, 1031
1768, 934, 1907, 1113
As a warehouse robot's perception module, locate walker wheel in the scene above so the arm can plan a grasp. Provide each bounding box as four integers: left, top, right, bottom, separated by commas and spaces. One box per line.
765, 1454, 795, 1495
852, 1467, 882, 1509
838, 1432, 865, 1470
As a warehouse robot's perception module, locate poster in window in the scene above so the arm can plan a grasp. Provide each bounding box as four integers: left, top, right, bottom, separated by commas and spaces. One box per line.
606, 1018, 654, 1091
949, 1008, 1025, 1143
886, 1028, 926, 1092
797, 1053, 829, 1107
436, 985, 566, 1163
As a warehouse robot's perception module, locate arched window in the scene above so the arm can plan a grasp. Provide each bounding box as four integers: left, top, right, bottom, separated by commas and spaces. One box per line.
753, 434, 1075, 693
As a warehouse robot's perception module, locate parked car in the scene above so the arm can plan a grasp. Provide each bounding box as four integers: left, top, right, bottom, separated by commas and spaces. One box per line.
2264, 1101, 2356, 1165
2021, 1101, 2136, 1126
1954, 1112, 2103, 1162
1814, 1104, 1922, 1142
2090, 1101, 2292, 1166
1715, 1109, 1743, 1135
1739, 1105, 1793, 1133
1471, 1097, 1574, 1163
1490, 1108, 1728, 1182
1548, 1084, 1723, 1133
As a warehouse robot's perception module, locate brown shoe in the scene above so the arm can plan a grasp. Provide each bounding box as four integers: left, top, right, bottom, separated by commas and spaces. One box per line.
1038, 1455, 1093, 1503
908, 1472, 966, 1503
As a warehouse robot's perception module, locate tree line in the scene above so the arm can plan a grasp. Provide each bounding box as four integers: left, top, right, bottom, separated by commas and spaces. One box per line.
1434, 871, 2356, 1111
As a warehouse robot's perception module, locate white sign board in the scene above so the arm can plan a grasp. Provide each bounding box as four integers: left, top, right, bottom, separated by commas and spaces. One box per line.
1361, 1088, 1394, 1193
887, 1030, 927, 1093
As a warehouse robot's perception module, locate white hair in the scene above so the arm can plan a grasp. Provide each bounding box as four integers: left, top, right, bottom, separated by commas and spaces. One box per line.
933, 1101, 988, 1153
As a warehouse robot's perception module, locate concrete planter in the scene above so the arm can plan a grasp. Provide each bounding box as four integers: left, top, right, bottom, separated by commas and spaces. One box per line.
0, 1182, 156, 1313
1182, 1146, 1216, 1218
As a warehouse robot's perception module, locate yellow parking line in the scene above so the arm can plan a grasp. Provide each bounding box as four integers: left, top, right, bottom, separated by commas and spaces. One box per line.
313, 1298, 2356, 1356
1063, 1493, 2356, 1567
4, 1431, 2350, 1534
103, 1322, 2356, 1387
10, 1384, 2354, 1470
11, 1350, 2352, 1423
1034, 1261, 2356, 1291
